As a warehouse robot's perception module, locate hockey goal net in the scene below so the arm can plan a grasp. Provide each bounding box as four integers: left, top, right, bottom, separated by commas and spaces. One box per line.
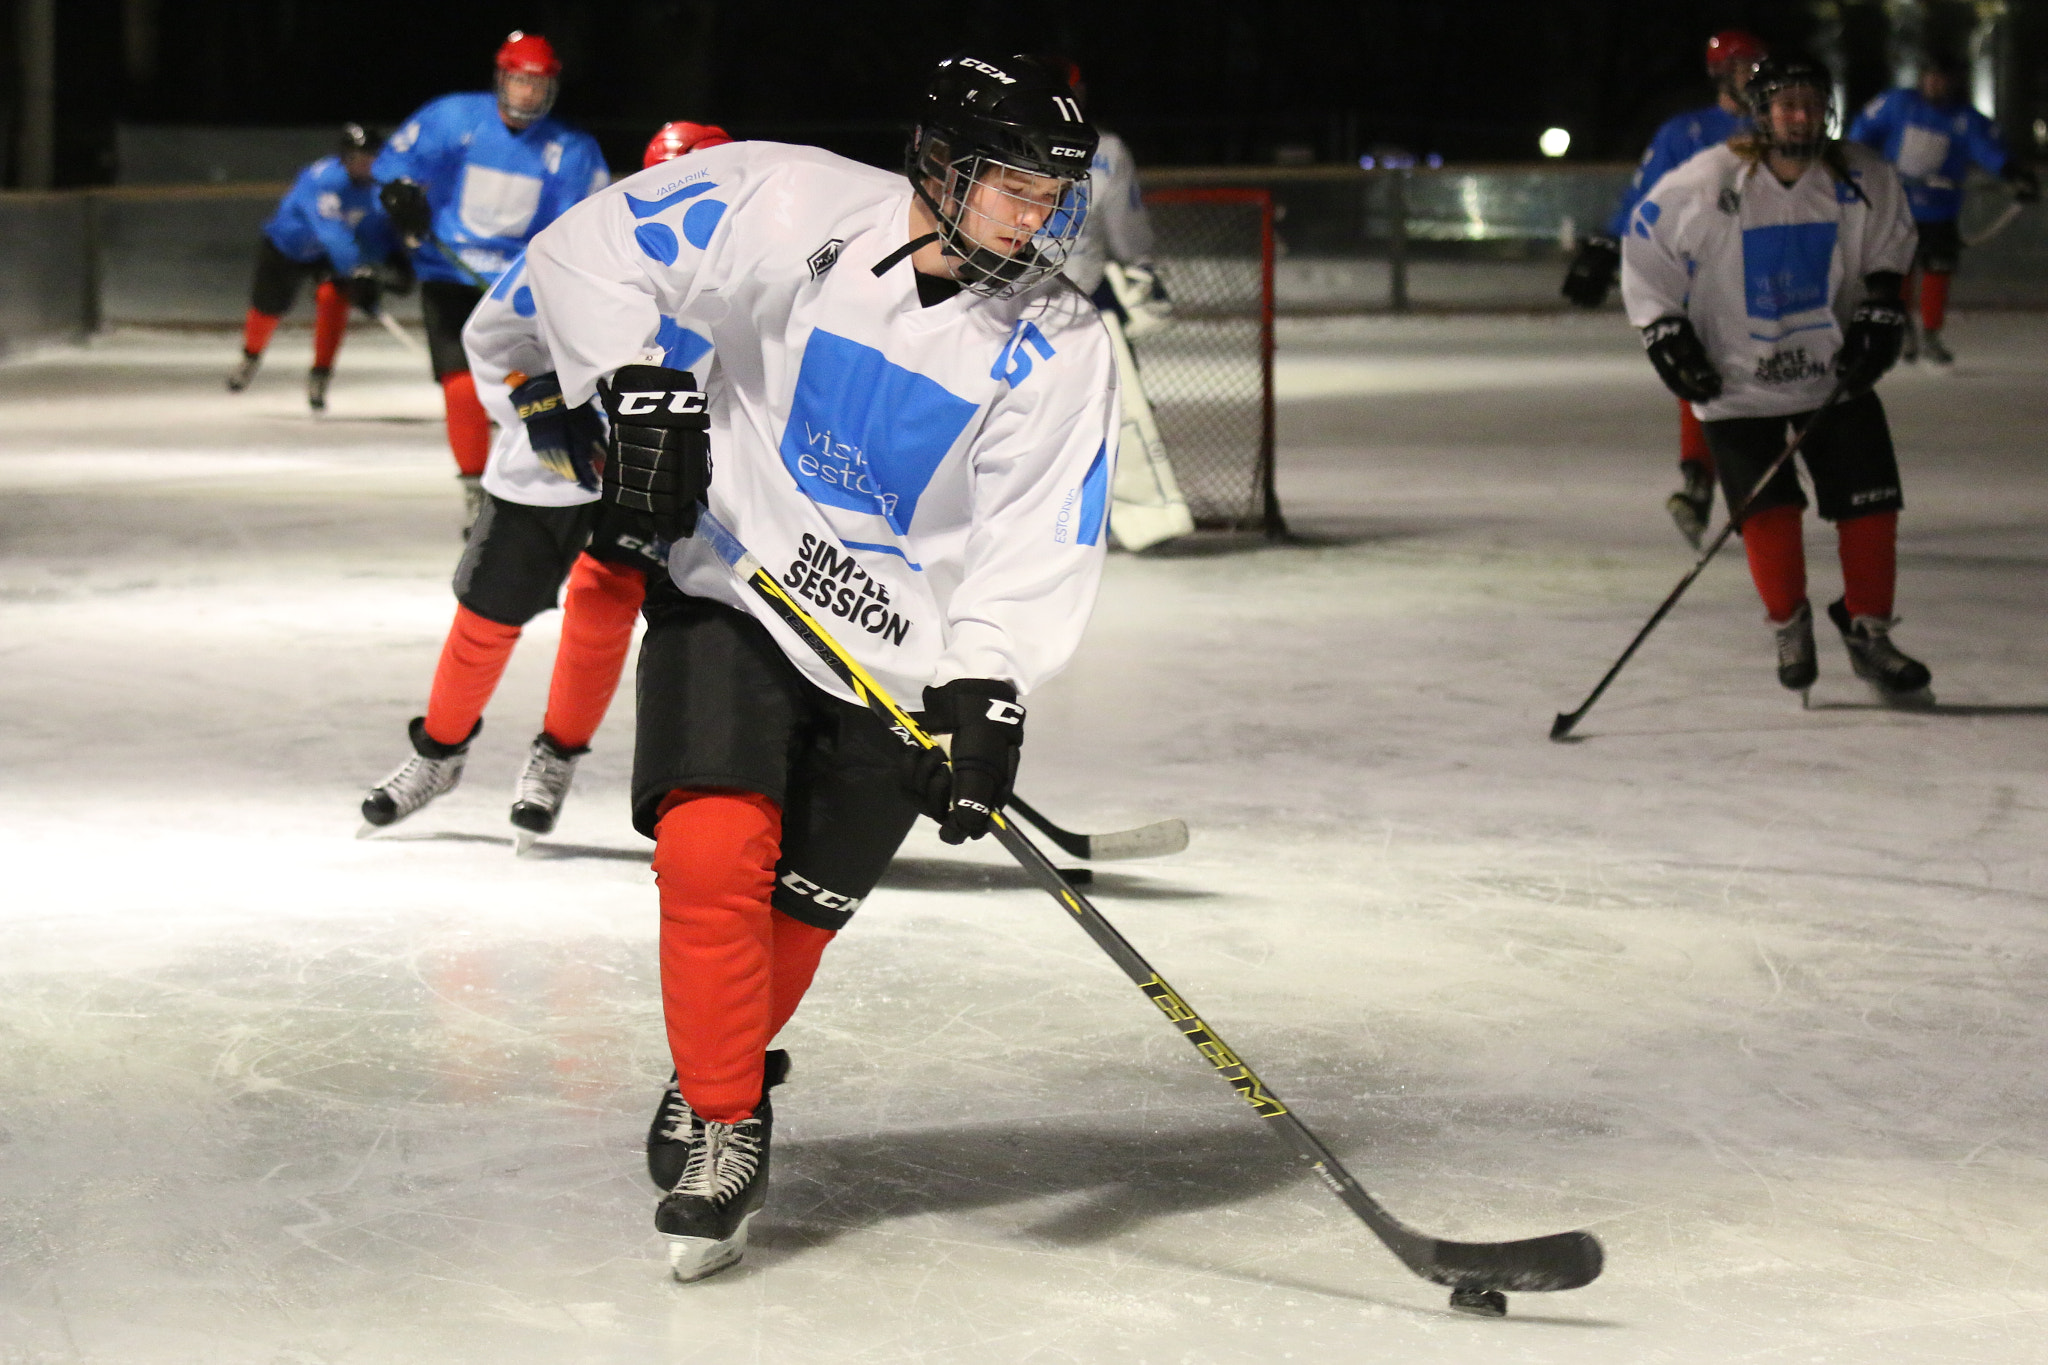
1132, 187, 1280, 534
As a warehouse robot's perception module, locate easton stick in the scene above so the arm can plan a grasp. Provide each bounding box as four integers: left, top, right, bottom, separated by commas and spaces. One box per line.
694, 506, 1604, 1308
1007, 794, 1189, 861
1550, 378, 1853, 741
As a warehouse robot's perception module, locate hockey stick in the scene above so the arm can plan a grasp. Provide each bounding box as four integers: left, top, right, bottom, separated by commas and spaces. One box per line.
1007, 794, 1189, 861
695, 505, 1603, 1310
1550, 377, 1853, 741
370, 308, 427, 359
1963, 200, 2024, 248
425, 229, 493, 291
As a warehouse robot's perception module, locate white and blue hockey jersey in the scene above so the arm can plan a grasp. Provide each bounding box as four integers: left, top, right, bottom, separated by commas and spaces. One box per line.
261, 155, 398, 276
1063, 130, 1156, 297
1603, 104, 1748, 240
522, 141, 1120, 706
1621, 141, 1916, 421
463, 251, 716, 509
1848, 88, 2009, 224
373, 92, 609, 287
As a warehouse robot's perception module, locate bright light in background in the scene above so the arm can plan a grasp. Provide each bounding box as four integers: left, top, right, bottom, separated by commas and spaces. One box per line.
1539, 127, 1571, 158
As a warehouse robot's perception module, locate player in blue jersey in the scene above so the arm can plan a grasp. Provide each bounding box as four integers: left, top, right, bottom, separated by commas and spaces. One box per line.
1849, 53, 2038, 365
1565, 29, 1767, 549
225, 124, 404, 411
373, 31, 610, 526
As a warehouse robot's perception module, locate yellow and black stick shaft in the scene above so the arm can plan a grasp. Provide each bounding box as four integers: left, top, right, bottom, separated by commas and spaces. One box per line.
693, 508, 1602, 1294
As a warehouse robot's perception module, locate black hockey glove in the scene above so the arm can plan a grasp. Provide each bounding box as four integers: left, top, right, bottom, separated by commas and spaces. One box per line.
345, 265, 382, 315
2004, 163, 2041, 206
901, 679, 1025, 845
1561, 235, 1621, 309
1835, 273, 1907, 394
599, 364, 710, 541
1641, 316, 1723, 403
378, 178, 431, 246
511, 370, 608, 491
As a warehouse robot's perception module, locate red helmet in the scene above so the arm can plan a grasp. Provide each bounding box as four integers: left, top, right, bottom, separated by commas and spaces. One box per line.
643, 121, 735, 168
496, 31, 561, 77
1704, 29, 1767, 79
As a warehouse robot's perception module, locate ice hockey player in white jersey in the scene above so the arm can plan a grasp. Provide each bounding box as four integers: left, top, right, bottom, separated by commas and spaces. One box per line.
1051, 57, 1191, 551
358, 122, 733, 850
1622, 53, 1931, 704
520, 51, 1117, 1281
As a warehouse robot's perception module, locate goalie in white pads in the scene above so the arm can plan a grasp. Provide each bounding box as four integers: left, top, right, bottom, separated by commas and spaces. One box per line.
1053, 58, 1191, 551
1621, 54, 1931, 704
521, 51, 1117, 1280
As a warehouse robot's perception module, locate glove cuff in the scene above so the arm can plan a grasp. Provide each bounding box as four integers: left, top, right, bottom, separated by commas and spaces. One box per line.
920, 678, 1020, 735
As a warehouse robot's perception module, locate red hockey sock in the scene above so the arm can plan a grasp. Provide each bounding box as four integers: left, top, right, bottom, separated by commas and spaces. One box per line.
440, 371, 491, 477
1920, 271, 1951, 334
540, 553, 647, 751
1837, 511, 1898, 621
1741, 504, 1807, 622
653, 789, 785, 1125
768, 913, 836, 1040
423, 604, 523, 747
1678, 400, 1711, 473
311, 281, 350, 370
241, 308, 281, 358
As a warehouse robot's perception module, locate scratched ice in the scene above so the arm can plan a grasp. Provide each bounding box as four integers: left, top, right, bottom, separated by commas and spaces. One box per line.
3, 318, 2046, 1363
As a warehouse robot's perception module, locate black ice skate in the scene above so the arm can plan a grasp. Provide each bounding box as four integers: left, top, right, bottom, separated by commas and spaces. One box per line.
655, 1106, 772, 1282
1827, 598, 1933, 705
1666, 461, 1714, 550
1771, 599, 1818, 697
1920, 329, 1954, 366
509, 732, 588, 855
307, 366, 332, 412
459, 475, 485, 539
358, 717, 476, 834
225, 352, 262, 392
648, 1049, 789, 1191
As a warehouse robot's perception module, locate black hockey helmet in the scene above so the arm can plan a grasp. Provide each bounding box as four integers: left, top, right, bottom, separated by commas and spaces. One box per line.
338, 122, 380, 156
1746, 53, 1834, 157
907, 51, 1099, 297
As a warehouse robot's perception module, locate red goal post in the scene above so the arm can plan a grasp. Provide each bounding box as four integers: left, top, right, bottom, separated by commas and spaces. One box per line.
1131, 186, 1281, 536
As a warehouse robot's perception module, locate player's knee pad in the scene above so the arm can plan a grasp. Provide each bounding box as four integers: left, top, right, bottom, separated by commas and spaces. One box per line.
652, 789, 785, 918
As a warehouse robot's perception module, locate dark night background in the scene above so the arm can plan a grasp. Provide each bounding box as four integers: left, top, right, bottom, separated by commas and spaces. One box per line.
4, 0, 2043, 185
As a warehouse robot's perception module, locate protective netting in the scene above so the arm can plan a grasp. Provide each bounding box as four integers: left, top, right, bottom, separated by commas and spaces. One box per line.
1133, 189, 1278, 532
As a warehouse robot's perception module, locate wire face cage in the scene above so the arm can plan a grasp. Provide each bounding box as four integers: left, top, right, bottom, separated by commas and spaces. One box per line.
1131, 187, 1280, 534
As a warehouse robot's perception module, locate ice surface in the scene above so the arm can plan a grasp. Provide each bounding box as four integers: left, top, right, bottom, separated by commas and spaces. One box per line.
3, 318, 2047, 1363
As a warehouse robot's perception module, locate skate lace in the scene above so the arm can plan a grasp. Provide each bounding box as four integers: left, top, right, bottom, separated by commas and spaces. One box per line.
374, 752, 459, 815
677, 1119, 763, 1204
655, 1079, 692, 1143
1775, 624, 1809, 669
514, 743, 577, 812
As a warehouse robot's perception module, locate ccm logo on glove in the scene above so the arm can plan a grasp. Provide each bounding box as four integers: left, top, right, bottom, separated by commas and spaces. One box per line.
614, 390, 707, 417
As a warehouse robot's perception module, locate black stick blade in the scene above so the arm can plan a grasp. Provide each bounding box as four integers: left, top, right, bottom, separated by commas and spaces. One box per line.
1421, 1229, 1604, 1293
1549, 712, 1580, 741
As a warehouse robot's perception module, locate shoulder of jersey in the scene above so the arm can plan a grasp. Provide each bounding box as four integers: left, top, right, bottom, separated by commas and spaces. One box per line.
1656, 141, 1740, 196
607, 142, 901, 217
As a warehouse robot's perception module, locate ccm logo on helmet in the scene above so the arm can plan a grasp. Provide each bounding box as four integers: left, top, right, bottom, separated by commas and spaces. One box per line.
1051, 145, 1089, 159
958, 58, 1015, 84
615, 390, 707, 416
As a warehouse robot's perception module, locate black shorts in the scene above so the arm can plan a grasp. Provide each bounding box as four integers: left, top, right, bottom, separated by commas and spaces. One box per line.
631, 579, 922, 931
452, 494, 595, 626
420, 279, 485, 380
1915, 219, 1962, 275
1702, 390, 1903, 525
249, 237, 334, 317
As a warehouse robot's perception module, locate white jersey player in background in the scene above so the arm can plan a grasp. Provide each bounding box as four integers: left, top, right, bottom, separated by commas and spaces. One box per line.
1622, 53, 1929, 703
520, 51, 1117, 1280
1051, 57, 1192, 551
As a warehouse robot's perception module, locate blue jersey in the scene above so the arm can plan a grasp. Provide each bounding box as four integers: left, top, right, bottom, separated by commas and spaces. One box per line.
373, 92, 610, 287
261, 156, 397, 277
1848, 88, 2007, 223
1605, 104, 1747, 239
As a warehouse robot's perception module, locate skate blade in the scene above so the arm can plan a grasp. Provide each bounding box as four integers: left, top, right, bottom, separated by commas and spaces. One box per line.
1800, 688, 1811, 710
355, 821, 383, 840
666, 1215, 754, 1283
513, 830, 537, 857
1880, 686, 1936, 710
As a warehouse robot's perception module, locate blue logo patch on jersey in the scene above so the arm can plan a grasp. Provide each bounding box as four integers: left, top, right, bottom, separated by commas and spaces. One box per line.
991, 320, 1057, 385
1742, 222, 1838, 321
512, 286, 535, 317
635, 222, 679, 265
781, 330, 979, 534
655, 315, 712, 370
683, 199, 727, 249
1632, 198, 1661, 238
625, 180, 718, 219
1077, 443, 1108, 546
